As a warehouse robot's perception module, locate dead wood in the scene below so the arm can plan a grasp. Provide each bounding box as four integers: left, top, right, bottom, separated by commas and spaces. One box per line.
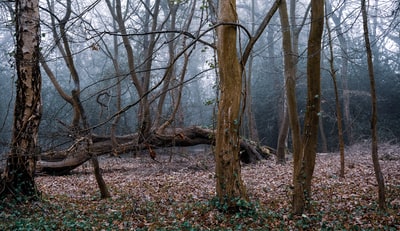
38, 126, 273, 175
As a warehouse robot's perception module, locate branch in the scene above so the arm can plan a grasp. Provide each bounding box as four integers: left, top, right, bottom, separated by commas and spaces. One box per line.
240, 0, 281, 68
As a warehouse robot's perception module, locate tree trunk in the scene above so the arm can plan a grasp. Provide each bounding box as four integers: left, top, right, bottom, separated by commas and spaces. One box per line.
37, 126, 272, 175
107, 0, 150, 138
301, 0, 324, 205
277, 1, 293, 165
1, 0, 42, 199
214, 0, 248, 211
137, 0, 160, 138
361, 0, 386, 211
325, 1, 352, 145
291, 0, 324, 215
110, 31, 122, 154
91, 154, 111, 199
319, 116, 328, 153
325, 15, 346, 178
39, 0, 87, 137
276, 111, 289, 164
279, 0, 305, 214
242, 0, 260, 143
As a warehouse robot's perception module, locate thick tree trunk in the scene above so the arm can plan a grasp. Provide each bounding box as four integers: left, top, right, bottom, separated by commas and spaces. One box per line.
37, 127, 272, 175
1, 0, 42, 199
214, 0, 249, 211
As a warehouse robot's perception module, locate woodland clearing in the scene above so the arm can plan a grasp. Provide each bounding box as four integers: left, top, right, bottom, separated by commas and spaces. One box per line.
1, 142, 399, 230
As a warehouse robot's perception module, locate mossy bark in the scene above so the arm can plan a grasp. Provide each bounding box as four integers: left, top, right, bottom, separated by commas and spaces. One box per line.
1, 0, 42, 199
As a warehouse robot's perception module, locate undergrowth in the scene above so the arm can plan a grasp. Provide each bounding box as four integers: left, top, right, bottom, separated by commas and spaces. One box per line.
1, 192, 399, 230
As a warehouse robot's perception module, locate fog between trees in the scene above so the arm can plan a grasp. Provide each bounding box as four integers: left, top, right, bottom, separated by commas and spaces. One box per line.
0, 0, 398, 155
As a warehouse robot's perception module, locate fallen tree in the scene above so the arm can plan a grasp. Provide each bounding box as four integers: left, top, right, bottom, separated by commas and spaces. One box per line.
37, 126, 274, 175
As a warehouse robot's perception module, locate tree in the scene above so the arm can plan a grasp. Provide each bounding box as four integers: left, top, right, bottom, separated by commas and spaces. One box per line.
276, 0, 309, 164
0, 0, 42, 199
39, 0, 88, 133
325, 9, 345, 178
278, 0, 305, 214
277, 0, 294, 165
214, 0, 248, 210
104, 0, 153, 139
292, 0, 324, 214
361, 0, 386, 211
242, 0, 260, 143
325, 0, 352, 145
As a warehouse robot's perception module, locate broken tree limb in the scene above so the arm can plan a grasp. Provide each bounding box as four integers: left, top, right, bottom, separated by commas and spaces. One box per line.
38, 126, 274, 175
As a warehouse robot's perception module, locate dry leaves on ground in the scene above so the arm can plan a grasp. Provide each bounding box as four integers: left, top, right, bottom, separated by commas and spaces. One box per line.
1, 143, 399, 230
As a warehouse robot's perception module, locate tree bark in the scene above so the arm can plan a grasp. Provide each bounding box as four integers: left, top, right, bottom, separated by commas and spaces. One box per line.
40, 0, 85, 135
214, 0, 249, 211
277, 0, 293, 165
319, 116, 328, 153
325, 1, 352, 145
91, 154, 111, 199
1, 0, 42, 199
325, 15, 346, 178
37, 127, 272, 175
361, 0, 386, 211
106, 0, 151, 138
301, 0, 324, 205
278, 0, 305, 214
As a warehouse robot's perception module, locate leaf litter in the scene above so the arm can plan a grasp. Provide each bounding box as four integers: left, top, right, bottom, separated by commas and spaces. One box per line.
1, 143, 399, 230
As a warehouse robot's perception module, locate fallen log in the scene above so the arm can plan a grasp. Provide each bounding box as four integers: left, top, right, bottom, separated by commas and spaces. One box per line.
38, 126, 274, 175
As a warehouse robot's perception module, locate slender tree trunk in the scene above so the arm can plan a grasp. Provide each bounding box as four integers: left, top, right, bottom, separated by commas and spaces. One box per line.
91, 154, 111, 199
325, 14, 345, 178
279, 0, 305, 214
40, 0, 85, 134
325, 1, 352, 145
215, 0, 248, 210
138, 0, 161, 138
276, 111, 289, 164
319, 116, 328, 153
291, 0, 324, 214
106, 0, 150, 138
244, 0, 260, 143
158, 0, 197, 133
276, 1, 293, 165
73, 90, 111, 199
1, 0, 42, 199
110, 27, 122, 154
361, 0, 386, 211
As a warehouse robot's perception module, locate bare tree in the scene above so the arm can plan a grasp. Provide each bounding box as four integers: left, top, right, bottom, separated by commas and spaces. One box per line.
276, 0, 310, 164
40, 0, 110, 198
1, 0, 42, 199
40, 0, 87, 133
277, 0, 295, 165
292, 0, 324, 215
242, 0, 260, 143
325, 8, 345, 178
361, 0, 386, 211
325, 1, 352, 145
278, 0, 305, 214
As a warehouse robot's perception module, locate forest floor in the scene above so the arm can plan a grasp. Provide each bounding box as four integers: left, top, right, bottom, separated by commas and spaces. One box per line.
1, 142, 400, 230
